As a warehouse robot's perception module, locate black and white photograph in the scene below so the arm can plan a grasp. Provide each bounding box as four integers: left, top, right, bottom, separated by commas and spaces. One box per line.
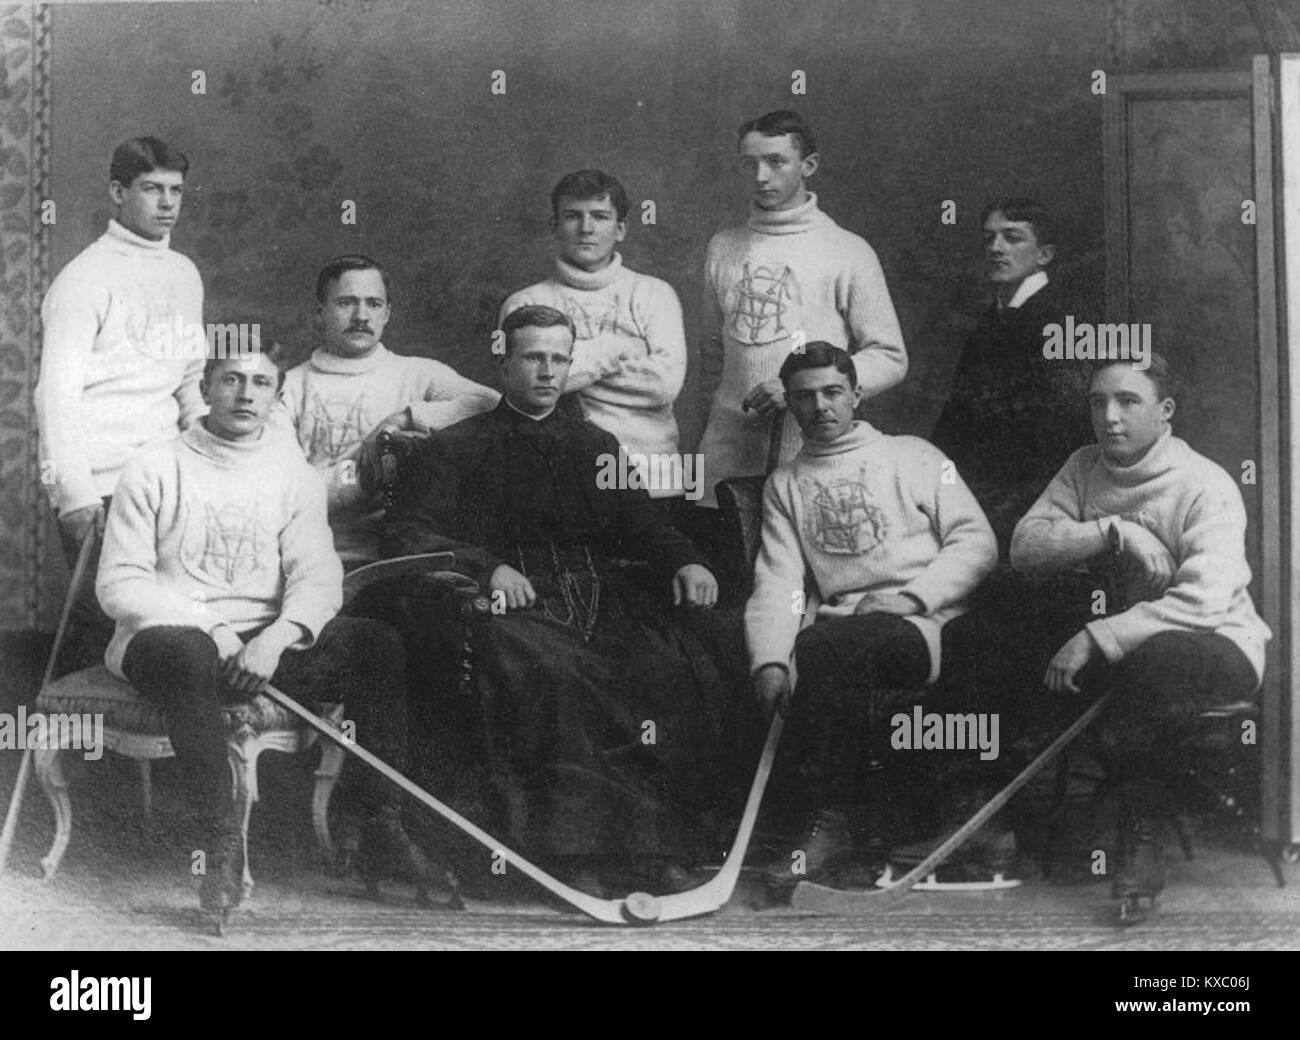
0, 0, 1298, 969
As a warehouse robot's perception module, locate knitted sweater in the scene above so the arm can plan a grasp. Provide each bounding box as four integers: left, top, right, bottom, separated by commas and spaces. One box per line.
697, 194, 907, 506
1010, 428, 1270, 685
499, 254, 687, 496
746, 422, 997, 682
277, 344, 500, 565
36, 219, 205, 515
97, 420, 342, 679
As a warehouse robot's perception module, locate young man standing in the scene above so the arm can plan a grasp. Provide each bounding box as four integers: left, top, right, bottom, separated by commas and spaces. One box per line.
36, 137, 205, 669
746, 343, 996, 887
98, 349, 440, 920
930, 197, 1090, 555
499, 171, 688, 512
1011, 354, 1269, 909
278, 254, 499, 567
696, 111, 907, 509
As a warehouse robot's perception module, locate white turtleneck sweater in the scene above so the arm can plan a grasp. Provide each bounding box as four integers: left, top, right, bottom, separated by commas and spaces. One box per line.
36, 219, 206, 515
97, 419, 342, 679
746, 421, 996, 682
499, 253, 687, 496
1010, 428, 1270, 686
277, 344, 500, 565
696, 194, 907, 506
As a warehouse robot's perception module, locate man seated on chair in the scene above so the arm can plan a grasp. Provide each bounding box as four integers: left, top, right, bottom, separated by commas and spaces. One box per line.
97, 347, 441, 919
746, 343, 997, 891
1010, 352, 1269, 907
277, 254, 499, 569
381, 304, 733, 898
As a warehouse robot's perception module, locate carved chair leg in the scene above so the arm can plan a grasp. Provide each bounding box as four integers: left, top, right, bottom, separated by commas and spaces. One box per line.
227, 736, 257, 899
313, 741, 346, 860
34, 748, 72, 881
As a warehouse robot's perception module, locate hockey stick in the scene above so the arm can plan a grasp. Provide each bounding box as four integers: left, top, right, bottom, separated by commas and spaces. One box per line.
791, 693, 1111, 911
258, 682, 634, 923
0, 526, 96, 872
622, 712, 785, 923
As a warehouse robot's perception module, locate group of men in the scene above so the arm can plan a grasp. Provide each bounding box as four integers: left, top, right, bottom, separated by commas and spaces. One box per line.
34, 110, 1268, 921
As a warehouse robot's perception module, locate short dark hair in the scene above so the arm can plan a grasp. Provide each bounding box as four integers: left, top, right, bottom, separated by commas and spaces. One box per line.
778, 341, 857, 389
315, 254, 389, 303
500, 304, 576, 353
550, 170, 630, 222
202, 342, 287, 391
981, 197, 1056, 248
738, 110, 817, 159
1089, 351, 1174, 402
110, 137, 189, 187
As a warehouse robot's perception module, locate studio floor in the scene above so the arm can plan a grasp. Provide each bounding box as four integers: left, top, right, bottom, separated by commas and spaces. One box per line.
1, 736, 1297, 952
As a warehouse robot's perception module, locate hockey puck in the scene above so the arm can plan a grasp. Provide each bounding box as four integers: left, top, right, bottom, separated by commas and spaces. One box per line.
621, 891, 662, 924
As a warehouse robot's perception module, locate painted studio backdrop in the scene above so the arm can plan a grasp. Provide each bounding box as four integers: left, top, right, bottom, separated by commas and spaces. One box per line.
0, 0, 1277, 631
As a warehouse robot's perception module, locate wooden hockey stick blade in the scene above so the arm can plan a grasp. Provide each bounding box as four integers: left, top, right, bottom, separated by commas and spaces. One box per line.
258, 683, 634, 924
0, 527, 97, 873
341, 553, 461, 608
637, 712, 785, 923
791, 694, 1111, 912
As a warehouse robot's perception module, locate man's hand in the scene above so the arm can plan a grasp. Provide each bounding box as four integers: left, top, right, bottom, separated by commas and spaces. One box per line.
854, 591, 921, 617
210, 624, 244, 664
222, 621, 301, 697
753, 664, 792, 720
1117, 520, 1176, 598
742, 379, 786, 417
672, 563, 718, 608
489, 564, 537, 610
1044, 629, 1098, 694
357, 409, 427, 486
58, 503, 105, 547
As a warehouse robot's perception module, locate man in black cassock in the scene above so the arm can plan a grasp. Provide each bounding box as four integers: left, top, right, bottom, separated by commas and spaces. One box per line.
381, 304, 734, 896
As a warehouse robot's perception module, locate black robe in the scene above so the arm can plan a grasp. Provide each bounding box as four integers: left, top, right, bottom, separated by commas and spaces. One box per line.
382, 401, 733, 861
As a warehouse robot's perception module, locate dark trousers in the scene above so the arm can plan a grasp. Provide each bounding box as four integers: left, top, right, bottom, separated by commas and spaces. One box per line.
1082, 630, 1258, 775
787, 613, 933, 810
55, 496, 115, 677
122, 616, 409, 846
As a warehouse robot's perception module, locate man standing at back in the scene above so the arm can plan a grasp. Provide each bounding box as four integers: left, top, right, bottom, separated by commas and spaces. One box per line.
695, 110, 907, 512
499, 170, 689, 515
36, 136, 204, 669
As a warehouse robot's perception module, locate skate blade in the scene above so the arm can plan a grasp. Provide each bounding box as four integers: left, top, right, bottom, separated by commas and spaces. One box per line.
1117, 893, 1157, 926
203, 907, 231, 937
875, 863, 1022, 892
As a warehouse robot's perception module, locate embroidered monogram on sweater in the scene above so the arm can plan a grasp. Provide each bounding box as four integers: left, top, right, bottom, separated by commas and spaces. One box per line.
302, 390, 371, 463
728, 262, 794, 344
180, 499, 271, 589
800, 468, 888, 555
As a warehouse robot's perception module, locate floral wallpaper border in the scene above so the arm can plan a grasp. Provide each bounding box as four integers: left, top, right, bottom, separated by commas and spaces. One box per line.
0, 3, 48, 629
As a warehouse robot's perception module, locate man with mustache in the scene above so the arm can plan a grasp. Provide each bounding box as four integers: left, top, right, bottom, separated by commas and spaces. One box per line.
278, 254, 499, 567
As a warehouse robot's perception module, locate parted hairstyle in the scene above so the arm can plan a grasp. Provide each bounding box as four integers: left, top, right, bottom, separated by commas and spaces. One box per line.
550, 170, 630, 222
315, 254, 390, 303
738, 110, 818, 160
500, 304, 577, 352
1090, 351, 1175, 402
778, 341, 857, 389
110, 137, 189, 187
981, 196, 1056, 249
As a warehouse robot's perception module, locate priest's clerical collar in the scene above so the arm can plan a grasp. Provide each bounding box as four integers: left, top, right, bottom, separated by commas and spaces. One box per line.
504, 394, 555, 422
